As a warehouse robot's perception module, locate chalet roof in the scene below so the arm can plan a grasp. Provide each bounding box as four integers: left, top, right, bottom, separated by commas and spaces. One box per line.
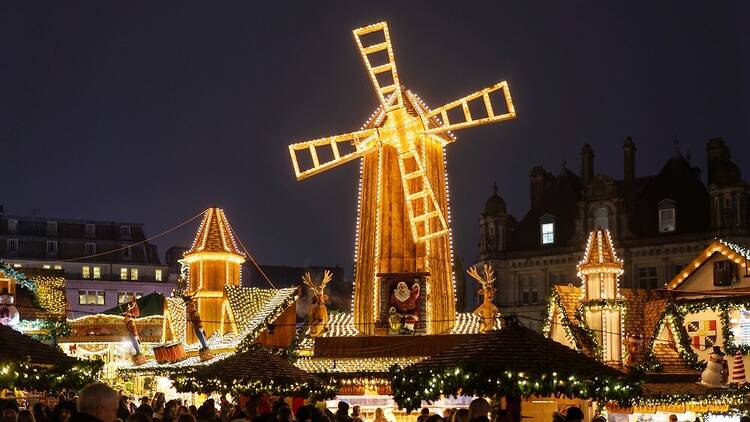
185, 208, 244, 256
577, 229, 623, 274
410, 321, 622, 379
103, 292, 166, 316
667, 239, 750, 289
0, 323, 75, 366
61, 314, 164, 344
191, 348, 320, 384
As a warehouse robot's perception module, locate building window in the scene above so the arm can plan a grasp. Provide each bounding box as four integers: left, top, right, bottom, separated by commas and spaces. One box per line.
637, 267, 658, 289
118, 291, 143, 304
12, 264, 21, 268
82, 266, 91, 279
738, 310, 750, 346
122, 244, 132, 259
93, 266, 101, 279
43, 264, 51, 269
85, 223, 96, 237
594, 207, 609, 230
7, 219, 18, 233
130, 268, 139, 281
658, 199, 676, 233
673, 264, 684, 277
6, 239, 18, 252
541, 223, 554, 245
120, 268, 128, 280
78, 290, 105, 305
46, 221, 58, 235
155, 269, 163, 282
85, 242, 96, 256
47, 240, 58, 256
54, 264, 62, 270
121, 225, 131, 238
519, 277, 539, 305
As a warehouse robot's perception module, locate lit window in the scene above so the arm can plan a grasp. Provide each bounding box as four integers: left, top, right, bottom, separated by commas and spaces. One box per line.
85, 223, 96, 237
738, 310, 750, 346
79, 290, 106, 305
46, 221, 57, 235
43, 264, 51, 269
7, 219, 18, 233
155, 269, 163, 282
47, 240, 58, 255
658, 199, 676, 233
121, 225, 131, 238
13, 264, 21, 268
78, 291, 86, 305
135, 292, 142, 299
93, 267, 101, 279
130, 268, 139, 281
122, 244, 132, 259
118, 291, 131, 304
97, 291, 105, 305
637, 267, 658, 289
7, 239, 18, 252
541, 223, 554, 245
120, 268, 128, 280
53, 264, 62, 270
82, 266, 91, 279
594, 207, 609, 230
85, 242, 96, 256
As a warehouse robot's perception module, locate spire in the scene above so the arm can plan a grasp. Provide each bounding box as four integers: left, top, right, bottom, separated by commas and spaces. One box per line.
492, 181, 498, 195
185, 208, 244, 257
577, 229, 623, 276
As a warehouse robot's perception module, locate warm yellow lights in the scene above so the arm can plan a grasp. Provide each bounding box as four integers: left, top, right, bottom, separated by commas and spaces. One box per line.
182, 252, 245, 265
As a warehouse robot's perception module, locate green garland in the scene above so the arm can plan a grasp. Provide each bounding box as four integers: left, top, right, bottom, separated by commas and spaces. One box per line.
389, 364, 641, 412
170, 372, 336, 399
0, 358, 103, 392
540, 290, 602, 359
0, 260, 37, 292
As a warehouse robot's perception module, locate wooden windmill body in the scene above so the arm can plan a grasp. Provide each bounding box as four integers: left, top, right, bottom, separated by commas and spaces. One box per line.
289, 22, 516, 335
182, 208, 245, 344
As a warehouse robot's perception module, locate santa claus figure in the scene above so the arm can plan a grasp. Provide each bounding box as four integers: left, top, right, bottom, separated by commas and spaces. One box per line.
389, 281, 420, 334
0, 288, 20, 329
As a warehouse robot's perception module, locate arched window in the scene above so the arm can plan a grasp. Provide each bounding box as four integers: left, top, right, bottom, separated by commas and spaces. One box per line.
594, 207, 609, 230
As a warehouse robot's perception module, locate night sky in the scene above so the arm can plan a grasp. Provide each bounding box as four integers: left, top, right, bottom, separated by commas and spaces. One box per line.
2, 2, 749, 279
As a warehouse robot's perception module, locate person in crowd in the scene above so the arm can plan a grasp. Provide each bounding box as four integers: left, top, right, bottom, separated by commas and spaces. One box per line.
425, 415, 442, 422
371, 408, 387, 422
136, 399, 154, 420
334, 403, 350, 422
452, 409, 469, 422
468, 399, 490, 422
3, 406, 18, 422
295, 405, 312, 422
349, 407, 362, 422
54, 401, 76, 422
551, 412, 565, 422
187, 408, 197, 419
668, 416, 677, 422
176, 408, 188, 419
564, 407, 584, 422
46, 397, 58, 416
177, 416, 196, 422
126, 414, 152, 422
33, 403, 47, 422
218, 398, 232, 422
117, 397, 131, 422
275, 406, 292, 422
740, 417, 750, 422
71, 383, 118, 422
416, 409, 429, 422
153, 395, 165, 416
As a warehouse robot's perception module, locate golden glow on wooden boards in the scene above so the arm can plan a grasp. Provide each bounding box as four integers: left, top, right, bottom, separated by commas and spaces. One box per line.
287, 22, 517, 334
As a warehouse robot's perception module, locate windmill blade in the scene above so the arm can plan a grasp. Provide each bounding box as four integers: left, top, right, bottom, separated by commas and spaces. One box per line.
420, 81, 516, 135
353, 22, 403, 112
396, 148, 449, 243
289, 129, 379, 180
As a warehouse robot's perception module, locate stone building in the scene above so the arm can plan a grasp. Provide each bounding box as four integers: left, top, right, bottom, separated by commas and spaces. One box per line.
474, 138, 749, 329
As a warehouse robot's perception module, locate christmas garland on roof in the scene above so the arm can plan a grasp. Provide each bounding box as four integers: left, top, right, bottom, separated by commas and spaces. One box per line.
0, 260, 37, 292
389, 364, 641, 412
0, 358, 102, 392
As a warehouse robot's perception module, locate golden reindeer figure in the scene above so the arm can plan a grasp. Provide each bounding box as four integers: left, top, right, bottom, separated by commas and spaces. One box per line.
467, 265, 499, 333
302, 270, 333, 337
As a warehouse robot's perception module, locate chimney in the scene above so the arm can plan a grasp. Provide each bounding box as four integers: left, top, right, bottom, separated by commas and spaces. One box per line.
706, 138, 728, 186
581, 144, 594, 184
529, 166, 547, 208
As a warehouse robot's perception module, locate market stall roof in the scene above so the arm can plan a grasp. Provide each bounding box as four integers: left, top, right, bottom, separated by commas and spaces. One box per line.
0, 323, 75, 366
409, 318, 622, 379
103, 292, 165, 316
192, 348, 320, 383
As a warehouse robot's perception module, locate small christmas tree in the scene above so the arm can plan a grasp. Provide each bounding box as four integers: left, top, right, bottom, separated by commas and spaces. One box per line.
732, 350, 746, 384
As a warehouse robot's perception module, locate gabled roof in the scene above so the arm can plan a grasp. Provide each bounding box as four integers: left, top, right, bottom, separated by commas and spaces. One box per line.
0, 323, 75, 365
185, 208, 244, 256
103, 292, 166, 316
577, 229, 623, 276
666, 239, 750, 289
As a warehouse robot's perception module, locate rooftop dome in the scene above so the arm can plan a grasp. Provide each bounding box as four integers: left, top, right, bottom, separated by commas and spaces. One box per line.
483, 183, 507, 216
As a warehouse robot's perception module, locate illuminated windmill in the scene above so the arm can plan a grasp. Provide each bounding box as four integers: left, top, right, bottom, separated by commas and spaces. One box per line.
289, 22, 516, 334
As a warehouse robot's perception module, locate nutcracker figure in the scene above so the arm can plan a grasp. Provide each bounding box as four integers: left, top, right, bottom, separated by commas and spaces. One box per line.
183, 294, 213, 360
123, 300, 147, 365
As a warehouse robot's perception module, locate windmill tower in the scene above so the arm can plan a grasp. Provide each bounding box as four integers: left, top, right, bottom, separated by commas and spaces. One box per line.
182, 208, 245, 344
577, 229, 625, 364
288, 22, 517, 334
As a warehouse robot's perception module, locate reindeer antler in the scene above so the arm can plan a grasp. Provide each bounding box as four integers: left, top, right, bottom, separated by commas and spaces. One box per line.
301, 272, 316, 290
319, 270, 333, 290
467, 265, 496, 289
